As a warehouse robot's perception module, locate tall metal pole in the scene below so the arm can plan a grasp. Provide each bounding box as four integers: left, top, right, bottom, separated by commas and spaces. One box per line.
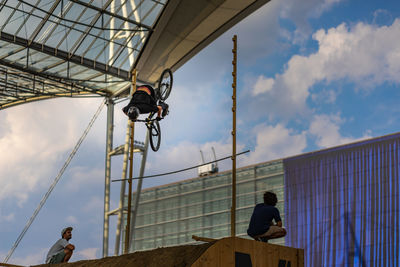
114, 119, 131, 255
103, 98, 114, 257
124, 69, 137, 254
231, 35, 237, 237
104, 0, 115, 256
129, 130, 150, 252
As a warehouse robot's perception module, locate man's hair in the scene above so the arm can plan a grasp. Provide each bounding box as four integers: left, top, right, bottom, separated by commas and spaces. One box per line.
263, 191, 277, 206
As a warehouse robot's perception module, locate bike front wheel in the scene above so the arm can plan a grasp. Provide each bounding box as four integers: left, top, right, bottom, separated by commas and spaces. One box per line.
157, 68, 173, 101
149, 120, 161, 152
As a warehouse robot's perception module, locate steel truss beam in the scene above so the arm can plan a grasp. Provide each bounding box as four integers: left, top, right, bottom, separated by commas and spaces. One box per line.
0, 31, 130, 81
0, 63, 107, 109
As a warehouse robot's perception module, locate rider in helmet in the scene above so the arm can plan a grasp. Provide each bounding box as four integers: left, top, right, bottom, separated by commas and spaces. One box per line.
122, 85, 169, 121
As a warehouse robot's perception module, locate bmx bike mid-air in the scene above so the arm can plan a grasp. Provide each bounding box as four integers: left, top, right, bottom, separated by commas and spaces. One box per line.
134, 68, 173, 152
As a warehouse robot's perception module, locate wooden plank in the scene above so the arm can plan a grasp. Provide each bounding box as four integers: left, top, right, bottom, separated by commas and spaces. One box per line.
192, 235, 218, 242
219, 238, 234, 267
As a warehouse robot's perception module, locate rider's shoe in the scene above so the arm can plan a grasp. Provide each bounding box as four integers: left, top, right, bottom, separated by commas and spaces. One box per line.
127, 106, 140, 121
255, 237, 268, 243
161, 103, 169, 117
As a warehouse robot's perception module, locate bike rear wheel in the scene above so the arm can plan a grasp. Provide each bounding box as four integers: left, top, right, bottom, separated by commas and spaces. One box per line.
157, 68, 173, 101
149, 120, 161, 152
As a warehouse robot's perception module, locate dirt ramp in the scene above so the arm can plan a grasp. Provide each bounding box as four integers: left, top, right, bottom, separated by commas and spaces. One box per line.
32, 237, 303, 266
32, 242, 214, 267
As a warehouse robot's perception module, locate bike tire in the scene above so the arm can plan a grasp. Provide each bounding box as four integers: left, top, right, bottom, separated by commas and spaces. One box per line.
149, 120, 161, 152
157, 68, 173, 101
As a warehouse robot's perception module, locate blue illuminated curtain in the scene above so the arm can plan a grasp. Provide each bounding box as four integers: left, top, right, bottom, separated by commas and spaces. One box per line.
284, 134, 400, 266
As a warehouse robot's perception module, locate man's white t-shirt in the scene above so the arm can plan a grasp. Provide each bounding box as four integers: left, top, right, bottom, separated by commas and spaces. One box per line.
46, 238, 69, 263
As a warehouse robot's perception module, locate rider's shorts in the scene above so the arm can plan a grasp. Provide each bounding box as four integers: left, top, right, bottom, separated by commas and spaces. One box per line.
136, 103, 158, 114
126, 91, 158, 114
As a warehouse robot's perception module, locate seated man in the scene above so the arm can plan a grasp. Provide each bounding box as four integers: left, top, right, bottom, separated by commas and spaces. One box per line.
45, 227, 75, 264
122, 85, 169, 121
247, 191, 287, 242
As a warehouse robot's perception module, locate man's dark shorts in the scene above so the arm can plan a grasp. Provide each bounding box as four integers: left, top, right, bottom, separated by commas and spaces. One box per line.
125, 91, 158, 114
49, 251, 65, 264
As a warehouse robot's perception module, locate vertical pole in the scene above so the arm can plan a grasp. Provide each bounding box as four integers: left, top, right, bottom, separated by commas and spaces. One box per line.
114, 118, 132, 255
103, 97, 114, 257
124, 69, 137, 254
129, 130, 150, 252
105, 1, 115, 256
231, 35, 237, 237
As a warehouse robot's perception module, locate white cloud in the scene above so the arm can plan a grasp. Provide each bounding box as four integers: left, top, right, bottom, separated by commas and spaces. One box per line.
66, 215, 78, 224
280, 0, 343, 43
312, 20, 400, 84
232, 0, 283, 64
66, 166, 104, 192
309, 114, 372, 148
241, 123, 307, 165
0, 211, 15, 222
0, 98, 104, 204
250, 19, 400, 118
77, 247, 99, 260
311, 88, 337, 104
82, 196, 104, 213
252, 75, 275, 96
373, 9, 393, 26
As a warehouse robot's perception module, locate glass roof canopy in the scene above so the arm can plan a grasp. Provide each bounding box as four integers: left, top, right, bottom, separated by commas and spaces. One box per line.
0, 0, 166, 109
0, 0, 272, 110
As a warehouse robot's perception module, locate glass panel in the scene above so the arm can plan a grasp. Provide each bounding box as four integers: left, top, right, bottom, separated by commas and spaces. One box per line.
181, 191, 203, 206
133, 239, 142, 250
237, 194, 255, 208
136, 215, 144, 226
237, 221, 250, 236
256, 162, 284, 177
211, 224, 229, 239
164, 234, 178, 246
154, 237, 163, 247
165, 207, 179, 221
204, 174, 229, 188
188, 217, 202, 230
140, 190, 156, 202
178, 233, 187, 243
256, 175, 284, 192
179, 220, 187, 232
164, 221, 178, 234
187, 203, 203, 217
237, 169, 254, 181
206, 187, 228, 199
237, 181, 254, 195
237, 208, 253, 224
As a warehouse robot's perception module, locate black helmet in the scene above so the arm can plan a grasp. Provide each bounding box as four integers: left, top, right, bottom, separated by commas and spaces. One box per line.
127, 106, 140, 121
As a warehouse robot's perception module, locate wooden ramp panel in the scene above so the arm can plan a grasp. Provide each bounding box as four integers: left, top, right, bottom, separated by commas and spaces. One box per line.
192, 237, 304, 267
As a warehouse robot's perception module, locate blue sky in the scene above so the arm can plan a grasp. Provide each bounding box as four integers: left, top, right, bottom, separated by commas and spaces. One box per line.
1, 0, 400, 264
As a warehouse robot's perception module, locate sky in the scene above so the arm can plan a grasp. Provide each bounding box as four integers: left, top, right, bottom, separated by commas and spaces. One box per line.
1, 0, 400, 265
